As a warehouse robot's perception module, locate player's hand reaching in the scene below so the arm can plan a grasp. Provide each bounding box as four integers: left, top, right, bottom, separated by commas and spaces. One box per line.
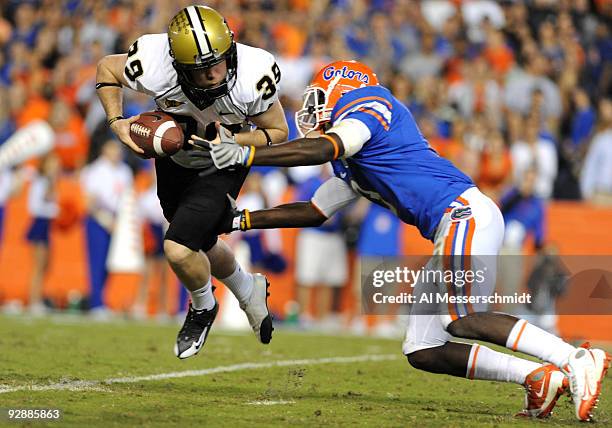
188, 122, 252, 177
109, 115, 145, 155
218, 194, 250, 234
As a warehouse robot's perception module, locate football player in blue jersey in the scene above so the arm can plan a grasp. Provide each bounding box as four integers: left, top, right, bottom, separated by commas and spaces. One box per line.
188, 61, 609, 421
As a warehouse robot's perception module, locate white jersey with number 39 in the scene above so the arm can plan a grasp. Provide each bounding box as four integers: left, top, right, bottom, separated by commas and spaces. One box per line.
122, 33, 281, 168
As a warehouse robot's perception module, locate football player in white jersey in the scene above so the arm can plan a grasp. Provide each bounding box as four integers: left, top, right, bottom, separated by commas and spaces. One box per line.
95, 5, 288, 359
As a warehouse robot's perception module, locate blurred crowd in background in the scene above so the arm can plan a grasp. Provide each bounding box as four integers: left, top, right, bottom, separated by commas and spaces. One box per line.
0, 0, 611, 332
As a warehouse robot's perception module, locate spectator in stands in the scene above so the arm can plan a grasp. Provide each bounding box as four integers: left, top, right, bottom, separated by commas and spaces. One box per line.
133, 171, 169, 320
538, 19, 563, 71
237, 172, 286, 274
79, 3, 118, 54
422, 116, 461, 165
510, 115, 558, 199
295, 166, 348, 327
48, 99, 89, 172
585, 21, 612, 100
461, 0, 506, 44
12, 80, 51, 129
482, 28, 515, 77
400, 30, 444, 81
498, 166, 546, 312
500, 167, 546, 252
26, 152, 60, 315
420, 0, 457, 33
462, 112, 489, 153
364, 12, 403, 73
80, 139, 133, 317
570, 88, 597, 150
387, 71, 413, 107
504, 55, 562, 134
352, 202, 402, 337
10, 2, 39, 48
581, 98, 612, 204
448, 57, 503, 126
555, 88, 597, 199
478, 129, 512, 200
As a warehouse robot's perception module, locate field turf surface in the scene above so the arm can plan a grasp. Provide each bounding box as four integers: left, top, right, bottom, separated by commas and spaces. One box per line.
0, 314, 610, 427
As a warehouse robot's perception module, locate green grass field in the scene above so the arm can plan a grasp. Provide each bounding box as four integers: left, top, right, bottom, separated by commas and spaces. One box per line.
0, 314, 609, 427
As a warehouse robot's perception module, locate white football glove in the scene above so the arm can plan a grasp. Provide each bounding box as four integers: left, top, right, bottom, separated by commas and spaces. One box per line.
189, 124, 252, 177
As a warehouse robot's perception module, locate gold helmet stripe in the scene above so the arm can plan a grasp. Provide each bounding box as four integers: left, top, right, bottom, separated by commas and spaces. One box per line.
194, 6, 214, 54
185, 5, 210, 56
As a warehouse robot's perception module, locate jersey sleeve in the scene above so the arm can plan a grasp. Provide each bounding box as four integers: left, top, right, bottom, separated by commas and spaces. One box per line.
331, 88, 393, 137
234, 45, 281, 117
326, 118, 372, 157
122, 34, 177, 97
311, 177, 359, 218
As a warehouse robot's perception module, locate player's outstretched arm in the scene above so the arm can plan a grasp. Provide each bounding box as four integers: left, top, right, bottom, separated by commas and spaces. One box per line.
95, 54, 144, 155
220, 177, 358, 234
249, 132, 344, 166
222, 200, 327, 234
189, 132, 344, 176
242, 117, 370, 167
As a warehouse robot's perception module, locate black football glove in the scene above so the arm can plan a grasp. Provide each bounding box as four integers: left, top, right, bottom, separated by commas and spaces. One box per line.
218, 194, 251, 234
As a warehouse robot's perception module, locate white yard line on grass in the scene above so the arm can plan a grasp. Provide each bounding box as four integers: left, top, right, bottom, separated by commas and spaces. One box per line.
247, 400, 296, 406
0, 354, 399, 395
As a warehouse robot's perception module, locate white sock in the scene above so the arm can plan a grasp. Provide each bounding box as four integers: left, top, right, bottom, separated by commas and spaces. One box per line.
467, 343, 540, 384
189, 279, 215, 311
218, 263, 253, 306
506, 319, 576, 368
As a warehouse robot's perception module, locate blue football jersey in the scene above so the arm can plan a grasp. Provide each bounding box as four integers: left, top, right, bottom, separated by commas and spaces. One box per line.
329, 85, 474, 240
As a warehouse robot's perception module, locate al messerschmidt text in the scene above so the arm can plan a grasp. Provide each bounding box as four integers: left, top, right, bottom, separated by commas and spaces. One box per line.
372, 292, 531, 305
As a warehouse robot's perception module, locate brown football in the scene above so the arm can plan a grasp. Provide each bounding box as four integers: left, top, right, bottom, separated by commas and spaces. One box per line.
129, 111, 184, 158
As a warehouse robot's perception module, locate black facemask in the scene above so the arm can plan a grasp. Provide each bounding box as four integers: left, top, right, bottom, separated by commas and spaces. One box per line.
173, 43, 238, 110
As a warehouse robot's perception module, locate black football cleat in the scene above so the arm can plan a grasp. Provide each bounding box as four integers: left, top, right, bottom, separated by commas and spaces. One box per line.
174, 302, 219, 359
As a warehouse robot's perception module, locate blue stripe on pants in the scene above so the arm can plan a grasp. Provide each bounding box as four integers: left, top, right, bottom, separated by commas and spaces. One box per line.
85, 216, 111, 309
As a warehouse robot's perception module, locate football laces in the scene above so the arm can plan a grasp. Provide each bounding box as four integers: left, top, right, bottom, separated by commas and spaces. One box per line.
130, 123, 151, 138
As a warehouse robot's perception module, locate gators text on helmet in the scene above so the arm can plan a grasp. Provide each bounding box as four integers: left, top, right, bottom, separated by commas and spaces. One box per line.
295, 60, 379, 136
168, 5, 237, 110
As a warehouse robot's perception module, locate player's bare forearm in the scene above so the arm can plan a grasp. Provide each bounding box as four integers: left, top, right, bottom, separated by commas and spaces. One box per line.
249, 202, 327, 229
96, 86, 123, 120
250, 133, 344, 167
237, 100, 288, 147
235, 126, 288, 147
95, 54, 144, 154
96, 54, 129, 119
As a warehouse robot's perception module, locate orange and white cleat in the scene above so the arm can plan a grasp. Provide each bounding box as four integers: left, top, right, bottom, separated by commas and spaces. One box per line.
565, 347, 611, 421
517, 364, 569, 418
